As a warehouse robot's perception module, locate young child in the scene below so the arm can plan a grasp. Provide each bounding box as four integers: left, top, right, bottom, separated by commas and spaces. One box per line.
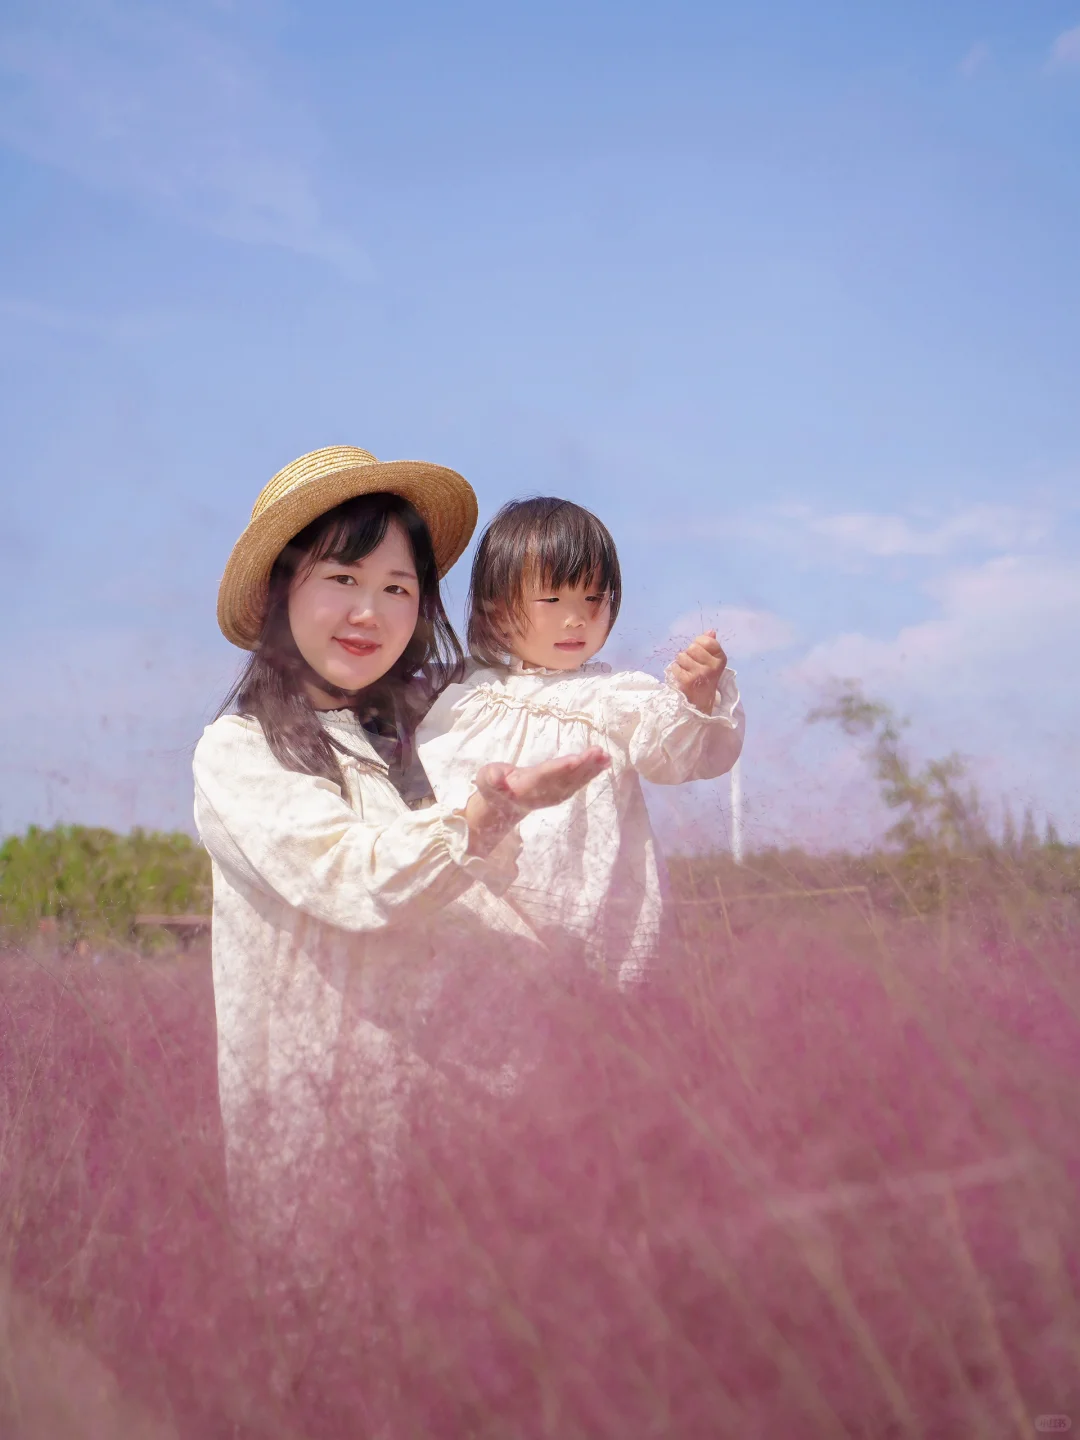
417, 496, 745, 985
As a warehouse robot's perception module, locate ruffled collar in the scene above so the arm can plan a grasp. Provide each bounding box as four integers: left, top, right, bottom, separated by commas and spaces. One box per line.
506, 656, 612, 679
316, 707, 365, 730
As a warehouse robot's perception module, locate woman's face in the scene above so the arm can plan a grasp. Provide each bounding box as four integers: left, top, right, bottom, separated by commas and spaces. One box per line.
288, 520, 421, 703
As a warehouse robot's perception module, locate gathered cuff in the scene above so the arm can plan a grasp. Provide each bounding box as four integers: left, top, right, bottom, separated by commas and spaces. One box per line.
661, 664, 742, 728
436, 804, 519, 896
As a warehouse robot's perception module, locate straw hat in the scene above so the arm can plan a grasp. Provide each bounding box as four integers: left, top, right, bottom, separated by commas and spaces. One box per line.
218, 445, 478, 650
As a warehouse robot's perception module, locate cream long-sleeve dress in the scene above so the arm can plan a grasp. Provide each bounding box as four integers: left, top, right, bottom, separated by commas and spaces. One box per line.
193, 707, 536, 1265
417, 661, 745, 985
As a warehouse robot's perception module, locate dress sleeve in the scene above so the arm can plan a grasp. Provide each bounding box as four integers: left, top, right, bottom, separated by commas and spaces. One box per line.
416, 679, 501, 812
598, 667, 745, 785
193, 717, 515, 933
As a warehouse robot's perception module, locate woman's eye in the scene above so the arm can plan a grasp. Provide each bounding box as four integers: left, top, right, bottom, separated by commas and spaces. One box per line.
385, 584, 409, 595
331, 574, 356, 585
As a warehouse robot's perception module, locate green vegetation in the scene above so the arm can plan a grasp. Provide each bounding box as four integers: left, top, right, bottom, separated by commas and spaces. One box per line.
0, 825, 211, 943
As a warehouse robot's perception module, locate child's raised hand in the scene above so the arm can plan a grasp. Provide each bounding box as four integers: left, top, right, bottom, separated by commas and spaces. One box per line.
670, 630, 727, 715
465, 749, 610, 857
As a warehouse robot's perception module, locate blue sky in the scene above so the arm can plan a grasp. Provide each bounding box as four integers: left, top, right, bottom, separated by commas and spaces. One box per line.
2, 0, 1079, 847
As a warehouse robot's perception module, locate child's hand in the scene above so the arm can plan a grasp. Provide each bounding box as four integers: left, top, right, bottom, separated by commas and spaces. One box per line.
465, 748, 610, 856
670, 630, 727, 715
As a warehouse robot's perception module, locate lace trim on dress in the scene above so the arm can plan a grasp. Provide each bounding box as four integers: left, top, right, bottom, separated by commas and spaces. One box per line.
469, 686, 612, 735
506, 657, 613, 678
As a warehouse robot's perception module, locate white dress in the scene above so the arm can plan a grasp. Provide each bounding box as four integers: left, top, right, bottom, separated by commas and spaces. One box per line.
193, 707, 538, 1268
417, 661, 745, 985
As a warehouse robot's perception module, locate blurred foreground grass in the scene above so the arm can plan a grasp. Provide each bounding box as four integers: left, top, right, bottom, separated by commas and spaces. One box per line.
3, 890, 1078, 1438
3, 687, 1079, 1434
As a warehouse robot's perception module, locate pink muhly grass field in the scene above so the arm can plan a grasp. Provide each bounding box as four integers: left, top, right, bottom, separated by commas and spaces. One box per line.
2, 898, 1079, 1439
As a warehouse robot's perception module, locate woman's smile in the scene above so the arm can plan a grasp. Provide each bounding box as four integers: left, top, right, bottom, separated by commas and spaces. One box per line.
335, 635, 381, 657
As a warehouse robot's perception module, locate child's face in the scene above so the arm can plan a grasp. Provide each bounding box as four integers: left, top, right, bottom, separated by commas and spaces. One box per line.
288, 520, 421, 702
507, 573, 612, 671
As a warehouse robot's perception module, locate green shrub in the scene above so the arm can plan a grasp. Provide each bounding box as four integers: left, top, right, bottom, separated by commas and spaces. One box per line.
0, 825, 211, 942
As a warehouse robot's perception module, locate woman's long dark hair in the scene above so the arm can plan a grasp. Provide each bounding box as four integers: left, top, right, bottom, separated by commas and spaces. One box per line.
218, 493, 465, 784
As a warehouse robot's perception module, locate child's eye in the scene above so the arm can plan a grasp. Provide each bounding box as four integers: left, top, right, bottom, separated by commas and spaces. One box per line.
536, 597, 559, 605
586, 594, 605, 604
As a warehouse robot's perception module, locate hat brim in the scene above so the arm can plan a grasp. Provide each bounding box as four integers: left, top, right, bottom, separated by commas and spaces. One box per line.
217, 458, 478, 650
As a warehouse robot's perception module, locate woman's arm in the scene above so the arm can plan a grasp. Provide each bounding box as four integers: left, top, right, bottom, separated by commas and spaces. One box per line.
194, 718, 607, 931
194, 720, 500, 932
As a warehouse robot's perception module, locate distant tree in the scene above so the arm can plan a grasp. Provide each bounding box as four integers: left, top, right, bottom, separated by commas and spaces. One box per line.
0, 825, 210, 941
807, 681, 989, 855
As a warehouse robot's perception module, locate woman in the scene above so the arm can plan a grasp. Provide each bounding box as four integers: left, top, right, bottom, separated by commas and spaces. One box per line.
194, 445, 608, 1280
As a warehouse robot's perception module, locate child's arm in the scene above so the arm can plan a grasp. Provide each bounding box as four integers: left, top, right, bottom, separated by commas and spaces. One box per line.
669, 630, 728, 716
599, 654, 745, 787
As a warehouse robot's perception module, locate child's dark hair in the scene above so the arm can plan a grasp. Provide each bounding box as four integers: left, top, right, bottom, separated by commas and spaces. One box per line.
219, 493, 465, 785
467, 497, 622, 667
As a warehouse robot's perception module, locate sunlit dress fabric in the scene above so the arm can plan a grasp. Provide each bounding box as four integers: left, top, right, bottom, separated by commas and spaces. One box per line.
193, 708, 536, 1268
417, 662, 745, 987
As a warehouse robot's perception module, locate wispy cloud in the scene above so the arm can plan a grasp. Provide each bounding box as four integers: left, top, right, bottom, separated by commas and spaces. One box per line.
1047, 24, 1080, 72
669, 605, 796, 658
740, 502, 1050, 563
803, 504, 1046, 558
0, 0, 369, 277
647, 500, 1053, 568
958, 41, 990, 79
791, 554, 1080, 691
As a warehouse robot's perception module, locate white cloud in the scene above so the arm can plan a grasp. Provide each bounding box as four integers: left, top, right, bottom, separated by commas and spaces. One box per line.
0, 0, 369, 276
669, 605, 796, 658
803, 504, 1047, 558
661, 544, 1080, 848
723, 502, 1051, 567
1047, 25, 1080, 71
959, 41, 990, 78
792, 554, 1080, 692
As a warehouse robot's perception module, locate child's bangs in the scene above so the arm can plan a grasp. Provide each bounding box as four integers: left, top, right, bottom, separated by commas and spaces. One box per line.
527, 510, 619, 597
